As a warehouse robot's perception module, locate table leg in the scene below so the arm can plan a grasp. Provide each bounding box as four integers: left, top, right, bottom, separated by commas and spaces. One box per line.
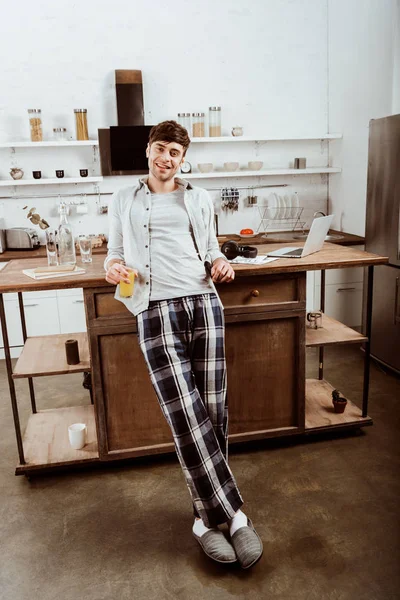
318, 270, 326, 380
18, 292, 37, 414
0, 293, 26, 464
362, 265, 374, 417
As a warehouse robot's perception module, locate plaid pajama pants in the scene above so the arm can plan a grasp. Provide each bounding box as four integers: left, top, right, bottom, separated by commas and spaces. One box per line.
136, 292, 244, 528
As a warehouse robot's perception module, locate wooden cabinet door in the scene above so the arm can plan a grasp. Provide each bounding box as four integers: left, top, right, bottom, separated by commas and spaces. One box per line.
225, 310, 305, 442
85, 288, 174, 460
90, 324, 174, 460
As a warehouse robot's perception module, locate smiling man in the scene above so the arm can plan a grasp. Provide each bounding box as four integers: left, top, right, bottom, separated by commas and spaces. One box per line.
104, 120, 263, 569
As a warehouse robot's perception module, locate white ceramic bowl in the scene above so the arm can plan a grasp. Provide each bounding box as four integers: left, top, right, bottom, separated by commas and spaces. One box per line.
197, 163, 213, 173
224, 162, 239, 172
248, 161, 263, 171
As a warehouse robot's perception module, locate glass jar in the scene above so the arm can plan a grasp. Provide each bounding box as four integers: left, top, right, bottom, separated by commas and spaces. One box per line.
53, 127, 67, 141
74, 109, 88, 140
28, 109, 42, 142
192, 113, 205, 137
209, 106, 221, 137
177, 113, 191, 133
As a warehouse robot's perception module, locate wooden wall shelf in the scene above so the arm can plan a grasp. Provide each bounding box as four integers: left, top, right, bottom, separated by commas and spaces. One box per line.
182, 167, 341, 179
305, 314, 368, 347
13, 332, 90, 378
0, 141, 99, 148
0, 177, 103, 187
305, 379, 372, 431
189, 134, 342, 143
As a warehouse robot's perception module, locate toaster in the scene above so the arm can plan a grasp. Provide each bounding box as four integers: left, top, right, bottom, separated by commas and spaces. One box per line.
5, 227, 40, 250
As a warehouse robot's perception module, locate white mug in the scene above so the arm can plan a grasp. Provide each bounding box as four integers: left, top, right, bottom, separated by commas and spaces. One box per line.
68, 423, 87, 449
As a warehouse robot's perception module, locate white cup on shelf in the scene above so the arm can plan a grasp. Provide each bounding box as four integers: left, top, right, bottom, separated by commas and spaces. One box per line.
68, 423, 87, 449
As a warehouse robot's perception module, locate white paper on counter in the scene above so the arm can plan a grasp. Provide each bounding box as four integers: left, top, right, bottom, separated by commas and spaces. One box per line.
22, 267, 86, 280
228, 255, 280, 265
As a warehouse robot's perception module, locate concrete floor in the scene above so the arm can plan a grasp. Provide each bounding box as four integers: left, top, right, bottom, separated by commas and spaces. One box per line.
0, 345, 399, 600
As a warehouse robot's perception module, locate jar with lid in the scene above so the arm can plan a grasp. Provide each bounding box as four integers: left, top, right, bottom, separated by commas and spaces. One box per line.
28, 109, 43, 142
177, 113, 191, 133
192, 113, 205, 137
74, 109, 89, 140
53, 127, 68, 142
209, 106, 221, 137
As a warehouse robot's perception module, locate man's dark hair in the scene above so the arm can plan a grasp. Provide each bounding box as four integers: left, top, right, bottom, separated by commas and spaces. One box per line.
148, 120, 191, 155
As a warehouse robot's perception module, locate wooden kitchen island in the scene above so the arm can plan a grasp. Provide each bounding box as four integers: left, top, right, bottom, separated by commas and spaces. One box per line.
0, 243, 387, 476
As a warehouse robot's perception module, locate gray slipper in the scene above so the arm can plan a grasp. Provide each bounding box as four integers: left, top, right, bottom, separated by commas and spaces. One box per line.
230, 518, 263, 569
193, 529, 237, 564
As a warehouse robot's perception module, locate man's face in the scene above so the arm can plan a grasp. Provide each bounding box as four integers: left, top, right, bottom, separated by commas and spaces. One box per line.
146, 140, 185, 182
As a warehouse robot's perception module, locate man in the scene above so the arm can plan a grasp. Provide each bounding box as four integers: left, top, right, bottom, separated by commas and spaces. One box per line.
104, 120, 263, 569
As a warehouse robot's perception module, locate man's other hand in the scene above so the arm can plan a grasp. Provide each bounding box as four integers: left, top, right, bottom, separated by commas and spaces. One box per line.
211, 258, 235, 283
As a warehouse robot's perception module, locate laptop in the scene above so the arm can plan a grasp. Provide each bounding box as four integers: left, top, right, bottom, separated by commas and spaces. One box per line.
266, 214, 334, 259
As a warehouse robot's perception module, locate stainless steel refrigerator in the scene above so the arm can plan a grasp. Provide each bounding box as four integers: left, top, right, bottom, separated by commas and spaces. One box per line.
365, 114, 400, 373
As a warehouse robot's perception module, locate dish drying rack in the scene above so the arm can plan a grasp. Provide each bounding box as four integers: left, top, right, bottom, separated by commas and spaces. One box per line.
254, 205, 306, 236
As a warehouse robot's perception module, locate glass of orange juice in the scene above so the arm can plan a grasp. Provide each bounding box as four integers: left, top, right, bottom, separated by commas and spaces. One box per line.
119, 268, 135, 298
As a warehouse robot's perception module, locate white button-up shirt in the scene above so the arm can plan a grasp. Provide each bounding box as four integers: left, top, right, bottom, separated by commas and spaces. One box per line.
104, 176, 227, 316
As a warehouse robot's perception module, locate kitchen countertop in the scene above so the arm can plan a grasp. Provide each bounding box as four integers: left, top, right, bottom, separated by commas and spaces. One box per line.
0, 244, 387, 294
0, 229, 364, 261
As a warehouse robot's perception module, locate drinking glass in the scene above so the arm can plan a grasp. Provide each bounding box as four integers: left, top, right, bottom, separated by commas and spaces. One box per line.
45, 229, 58, 266
119, 268, 135, 298
78, 235, 92, 263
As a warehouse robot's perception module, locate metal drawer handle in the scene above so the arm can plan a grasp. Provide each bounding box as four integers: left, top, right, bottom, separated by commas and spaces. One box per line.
395, 278, 400, 325
23, 303, 39, 307
73, 300, 84, 304
336, 287, 356, 292
250, 289, 260, 297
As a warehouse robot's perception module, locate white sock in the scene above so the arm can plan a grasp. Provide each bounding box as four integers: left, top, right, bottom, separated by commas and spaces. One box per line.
193, 517, 215, 537
229, 509, 248, 537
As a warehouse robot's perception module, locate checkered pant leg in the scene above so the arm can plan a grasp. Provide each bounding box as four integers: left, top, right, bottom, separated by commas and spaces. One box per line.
136, 293, 243, 528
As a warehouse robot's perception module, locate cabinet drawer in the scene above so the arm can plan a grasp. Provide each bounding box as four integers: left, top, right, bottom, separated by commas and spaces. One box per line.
0, 297, 60, 349
58, 296, 87, 333
84, 289, 133, 327
217, 274, 305, 312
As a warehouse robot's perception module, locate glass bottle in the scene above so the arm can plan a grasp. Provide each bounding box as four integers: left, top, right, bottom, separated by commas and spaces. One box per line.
177, 113, 191, 133
28, 109, 43, 142
53, 127, 67, 141
209, 106, 221, 137
192, 113, 205, 137
57, 203, 76, 265
74, 109, 89, 140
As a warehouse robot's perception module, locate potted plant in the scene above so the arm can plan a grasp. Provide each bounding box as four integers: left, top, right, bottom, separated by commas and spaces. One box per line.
332, 389, 347, 413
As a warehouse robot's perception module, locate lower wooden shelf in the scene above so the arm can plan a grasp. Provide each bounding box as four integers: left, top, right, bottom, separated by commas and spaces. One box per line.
305, 379, 372, 431
15, 404, 99, 475
13, 332, 91, 378
305, 314, 368, 347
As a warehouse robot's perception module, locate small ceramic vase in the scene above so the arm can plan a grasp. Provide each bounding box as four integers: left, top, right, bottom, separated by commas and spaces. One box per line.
10, 168, 24, 180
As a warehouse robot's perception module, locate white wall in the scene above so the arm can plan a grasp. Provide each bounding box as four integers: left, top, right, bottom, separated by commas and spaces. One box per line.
0, 0, 397, 240
328, 0, 396, 236
392, 0, 400, 113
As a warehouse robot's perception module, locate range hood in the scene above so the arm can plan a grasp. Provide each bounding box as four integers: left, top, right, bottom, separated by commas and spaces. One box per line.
98, 70, 153, 176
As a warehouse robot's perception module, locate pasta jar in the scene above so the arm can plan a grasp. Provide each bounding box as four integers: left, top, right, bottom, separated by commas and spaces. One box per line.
74, 109, 89, 140
192, 113, 205, 137
28, 109, 43, 142
53, 127, 67, 141
209, 106, 221, 137
177, 113, 191, 133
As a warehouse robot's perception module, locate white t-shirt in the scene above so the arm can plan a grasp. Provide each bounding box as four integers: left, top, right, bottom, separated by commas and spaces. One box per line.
149, 189, 213, 301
